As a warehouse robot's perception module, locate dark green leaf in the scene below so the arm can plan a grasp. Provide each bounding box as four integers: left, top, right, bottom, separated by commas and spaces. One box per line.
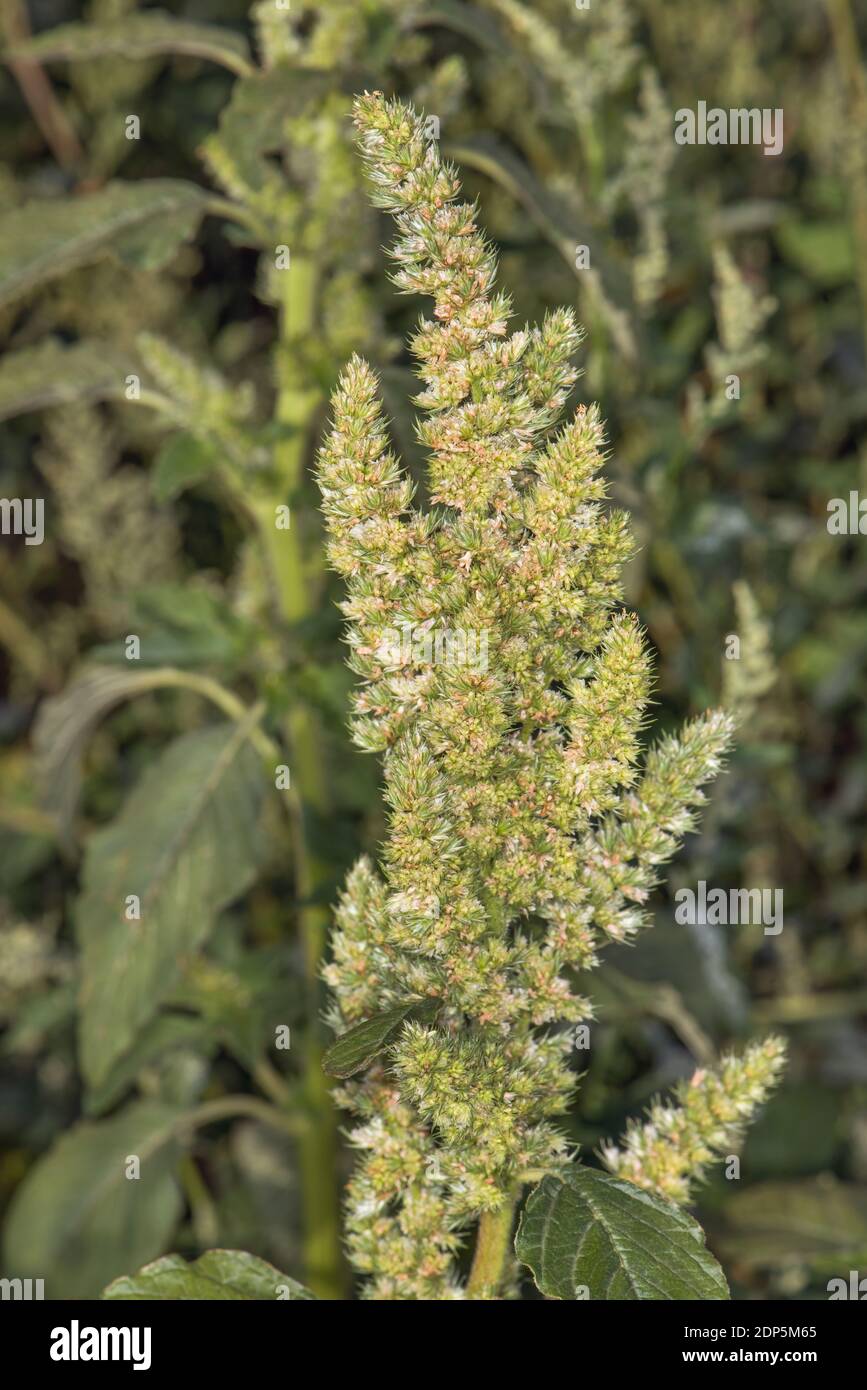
775, 219, 854, 287
103, 1249, 316, 1300
169, 947, 297, 1071
112, 204, 206, 271
515, 1167, 730, 1300
0, 980, 76, 1056
741, 1083, 842, 1179
203, 69, 329, 199
77, 724, 266, 1091
10, 12, 253, 75
0, 180, 208, 308
0, 823, 55, 890
152, 432, 219, 502
89, 585, 253, 670
85, 1013, 216, 1117
1, 1101, 183, 1300
323, 998, 439, 1079
406, 2, 514, 56
33, 665, 193, 846
0, 339, 135, 421
717, 1177, 867, 1278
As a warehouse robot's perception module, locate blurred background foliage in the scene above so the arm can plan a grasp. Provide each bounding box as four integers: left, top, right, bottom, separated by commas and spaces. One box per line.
0, 0, 864, 1299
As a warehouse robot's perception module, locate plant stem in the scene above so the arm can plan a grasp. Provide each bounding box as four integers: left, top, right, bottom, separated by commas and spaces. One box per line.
177, 1094, 307, 1142
144, 670, 278, 761
826, 0, 867, 359
180, 1154, 220, 1248
0, 0, 83, 172
253, 1056, 294, 1108
467, 1194, 519, 1299
465, 897, 520, 1297
260, 252, 344, 1299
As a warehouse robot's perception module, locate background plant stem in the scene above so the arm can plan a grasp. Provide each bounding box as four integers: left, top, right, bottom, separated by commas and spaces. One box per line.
826, 0, 867, 357
260, 253, 344, 1299
0, 0, 83, 173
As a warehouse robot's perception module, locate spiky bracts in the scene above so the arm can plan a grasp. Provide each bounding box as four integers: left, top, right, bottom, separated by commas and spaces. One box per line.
316, 93, 770, 1299
600, 1037, 787, 1204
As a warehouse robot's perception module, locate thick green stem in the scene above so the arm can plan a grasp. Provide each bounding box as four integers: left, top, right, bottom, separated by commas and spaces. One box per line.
467, 1194, 520, 1299
463, 900, 520, 1297
258, 252, 344, 1299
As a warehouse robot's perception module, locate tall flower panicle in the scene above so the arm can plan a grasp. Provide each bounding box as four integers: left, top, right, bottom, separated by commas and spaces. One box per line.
316, 93, 783, 1299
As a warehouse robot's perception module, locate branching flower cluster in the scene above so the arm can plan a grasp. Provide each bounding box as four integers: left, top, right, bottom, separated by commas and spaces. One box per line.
316, 93, 784, 1299
600, 1037, 786, 1204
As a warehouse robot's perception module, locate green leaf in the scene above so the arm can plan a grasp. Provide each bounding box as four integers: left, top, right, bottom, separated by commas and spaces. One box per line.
152, 432, 219, 502
203, 68, 329, 198
515, 1167, 730, 1300
0, 980, 76, 1057
170, 948, 297, 1071
103, 1249, 316, 1300
89, 585, 253, 669
85, 1013, 216, 1117
1, 1101, 183, 1300
33, 665, 194, 846
741, 1083, 842, 1179
77, 724, 266, 1092
406, 2, 515, 56
111, 205, 206, 272
775, 219, 854, 288
9, 12, 253, 75
0, 180, 208, 308
323, 998, 439, 1079
717, 1177, 867, 1278
0, 824, 54, 889
0, 339, 135, 422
